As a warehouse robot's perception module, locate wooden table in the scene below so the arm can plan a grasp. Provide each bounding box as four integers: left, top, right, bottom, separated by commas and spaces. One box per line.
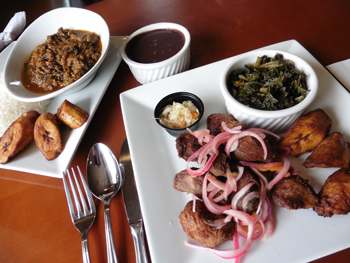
1, 0, 350, 262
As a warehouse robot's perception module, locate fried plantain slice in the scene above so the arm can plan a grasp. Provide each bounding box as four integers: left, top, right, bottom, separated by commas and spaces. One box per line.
0, 110, 40, 164
303, 132, 350, 168
314, 168, 350, 217
278, 108, 332, 156
56, 99, 89, 129
34, 112, 63, 160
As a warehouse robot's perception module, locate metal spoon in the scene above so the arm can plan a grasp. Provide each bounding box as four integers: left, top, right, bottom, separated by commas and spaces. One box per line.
87, 143, 123, 263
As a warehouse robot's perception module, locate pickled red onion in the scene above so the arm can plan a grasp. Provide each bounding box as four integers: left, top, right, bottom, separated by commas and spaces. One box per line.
187, 128, 213, 145
221, 122, 243, 133
266, 156, 290, 190
202, 174, 231, 214
185, 210, 254, 260
225, 131, 268, 160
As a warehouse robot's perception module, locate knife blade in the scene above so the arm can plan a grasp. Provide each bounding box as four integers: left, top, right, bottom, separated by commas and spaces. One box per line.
120, 139, 149, 263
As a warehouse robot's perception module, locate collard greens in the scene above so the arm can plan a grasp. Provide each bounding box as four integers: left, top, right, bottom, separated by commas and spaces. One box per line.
227, 53, 309, 111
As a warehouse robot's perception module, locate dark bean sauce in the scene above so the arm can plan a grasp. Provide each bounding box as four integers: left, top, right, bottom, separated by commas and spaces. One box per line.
125, 29, 185, 63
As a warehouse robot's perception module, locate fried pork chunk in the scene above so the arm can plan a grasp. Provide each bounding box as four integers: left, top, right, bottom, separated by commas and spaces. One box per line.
270, 174, 318, 210
56, 99, 89, 129
176, 133, 229, 177
279, 108, 332, 156
174, 169, 204, 198
34, 113, 63, 160
303, 132, 350, 168
179, 199, 235, 248
209, 148, 228, 177
207, 113, 247, 136
176, 132, 201, 161
233, 134, 278, 163
314, 168, 350, 217
176, 128, 277, 167
0, 110, 40, 164
234, 168, 260, 214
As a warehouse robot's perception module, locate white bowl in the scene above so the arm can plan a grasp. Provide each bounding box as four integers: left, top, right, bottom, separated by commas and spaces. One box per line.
220, 50, 318, 134
3, 7, 110, 102
121, 22, 191, 84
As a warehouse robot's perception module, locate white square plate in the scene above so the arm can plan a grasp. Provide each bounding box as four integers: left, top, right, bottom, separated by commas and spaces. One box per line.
0, 36, 126, 178
121, 39, 350, 263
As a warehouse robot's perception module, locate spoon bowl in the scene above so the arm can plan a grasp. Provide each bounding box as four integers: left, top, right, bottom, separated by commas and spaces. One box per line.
87, 143, 123, 263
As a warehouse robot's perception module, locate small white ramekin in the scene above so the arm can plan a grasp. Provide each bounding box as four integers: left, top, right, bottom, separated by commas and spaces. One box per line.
121, 22, 191, 84
220, 50, 318, 134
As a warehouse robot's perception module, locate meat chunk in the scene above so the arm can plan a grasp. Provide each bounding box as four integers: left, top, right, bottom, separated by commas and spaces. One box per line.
233, 134, 278, 163
207, 113, 247, 136
303, 132, 350, 168
209, 148, 228, 177
174, 169, 204, 198
278, 108, 332, 156
176, 132, 201, 161
270, 174, 318, 210
34, 112, 63, 160
179, 199, 235, 248
56, 99, 89, 129
233, 168, 260, 214
314, 168, 350, 217
0, 110, 40, 164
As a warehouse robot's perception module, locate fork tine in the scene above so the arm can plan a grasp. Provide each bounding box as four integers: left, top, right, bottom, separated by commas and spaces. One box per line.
67, 168, 83, 217
63, 167, 96, 263
63, 170, 77, 220
77, 166, 96, 214
71, 167, 89, 216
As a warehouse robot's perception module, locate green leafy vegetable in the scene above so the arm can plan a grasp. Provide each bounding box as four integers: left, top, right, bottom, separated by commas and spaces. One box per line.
227, 53, 309, 111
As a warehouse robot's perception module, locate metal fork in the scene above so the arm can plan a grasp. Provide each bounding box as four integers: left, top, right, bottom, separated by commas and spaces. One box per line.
63, 166, 96, 263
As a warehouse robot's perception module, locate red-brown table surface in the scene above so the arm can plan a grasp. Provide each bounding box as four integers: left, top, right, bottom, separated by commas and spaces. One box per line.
1, 0, 350, 262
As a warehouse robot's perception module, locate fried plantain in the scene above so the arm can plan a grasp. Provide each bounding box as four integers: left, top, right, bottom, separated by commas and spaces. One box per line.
56, 99, 89, 129
34, 112, 63, 160
314, 168, 350, 217
278, 108, 332, 156
303, 132, 350, 168
0, 110, 40, 164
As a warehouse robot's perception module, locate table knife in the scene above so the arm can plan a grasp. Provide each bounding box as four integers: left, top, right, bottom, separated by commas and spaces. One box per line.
120, 139, 149, 263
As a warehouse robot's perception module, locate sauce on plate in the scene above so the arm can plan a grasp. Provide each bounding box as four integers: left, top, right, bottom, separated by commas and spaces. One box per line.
125, 29, 185, 63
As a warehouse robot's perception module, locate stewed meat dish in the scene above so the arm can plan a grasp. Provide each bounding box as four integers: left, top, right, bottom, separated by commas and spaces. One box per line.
22, 27, 102, 93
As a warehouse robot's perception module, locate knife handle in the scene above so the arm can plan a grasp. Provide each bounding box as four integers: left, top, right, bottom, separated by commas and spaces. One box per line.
130, 221, 148, 263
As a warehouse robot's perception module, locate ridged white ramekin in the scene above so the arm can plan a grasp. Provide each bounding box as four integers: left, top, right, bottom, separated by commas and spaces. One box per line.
220, 50, 318, 134
121, 22, 191, 84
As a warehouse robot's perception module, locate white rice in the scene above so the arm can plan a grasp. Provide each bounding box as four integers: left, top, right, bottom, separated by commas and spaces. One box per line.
0, 71, 50, 137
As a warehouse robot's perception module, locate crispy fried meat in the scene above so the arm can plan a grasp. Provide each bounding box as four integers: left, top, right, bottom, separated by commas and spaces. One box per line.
174, 169, 204, 198
0, 110, 40, 164
270, 174, 318, 210
233, 134, 278, 163
209, 147, 228, 177
179, 199, 235, 248
207, 113, 247, 136
278, 108, 332, 156
231, 168, 260, 214
314, 168, 350, 217
303, 132, 350, 168
176, 132, 201, 161
34, 112, 63, 160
